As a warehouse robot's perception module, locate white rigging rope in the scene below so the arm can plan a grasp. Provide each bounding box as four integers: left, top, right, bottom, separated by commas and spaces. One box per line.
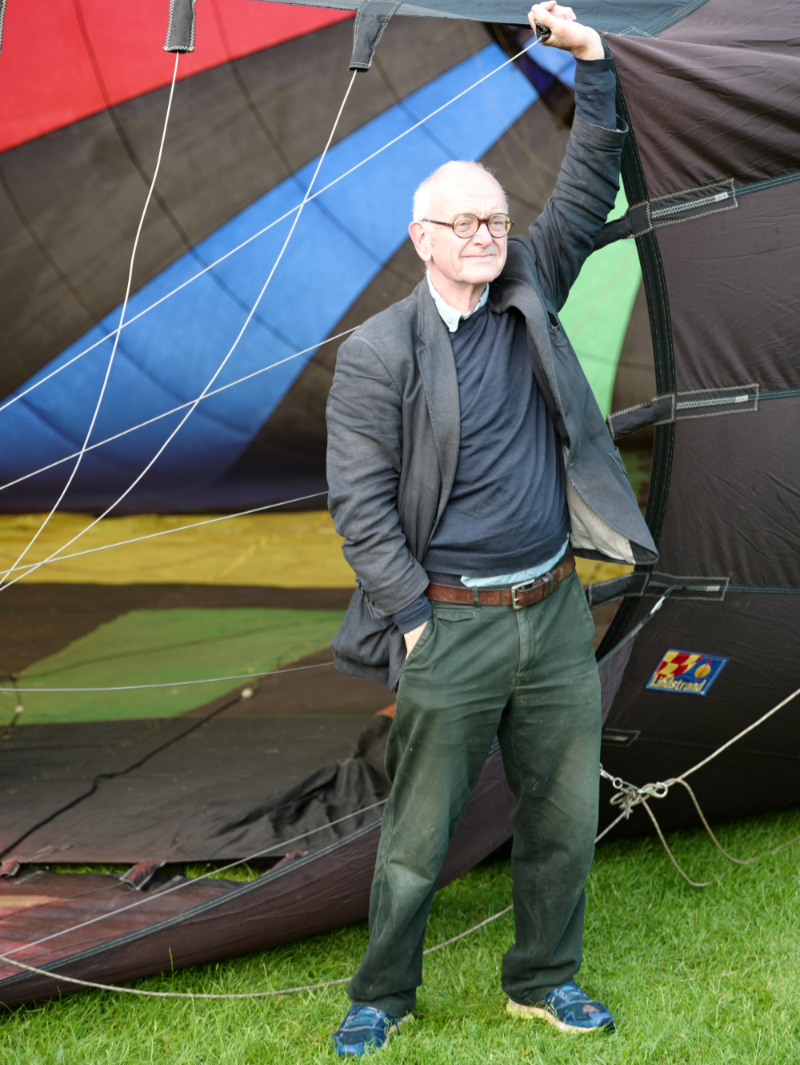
0, 31, 793, 1006
0, 782, 516, 998
0, 957, 352, 999
3, 682, 799, 999
0, 329, 356, 495
0, 39, 543, 421
1, 799, 389, 959
595, 683, 800, 886
0, 660, 334, 693
0, 489, 329, 582
3, 680, 798, 961
0, 903, 515, 1000
0, 54, 182, 591
0, 71, 358, 595
1, 667, 798, 997
0, 40, 549, 577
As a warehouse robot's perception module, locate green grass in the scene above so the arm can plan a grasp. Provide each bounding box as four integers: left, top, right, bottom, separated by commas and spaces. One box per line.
9, 608, 343, 724
41, 864, 267, 883
3, 808, 799, 1064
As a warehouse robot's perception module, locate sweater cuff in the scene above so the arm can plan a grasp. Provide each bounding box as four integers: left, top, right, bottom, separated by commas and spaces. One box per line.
574, 55, 617, 131
391, 593, 432, 634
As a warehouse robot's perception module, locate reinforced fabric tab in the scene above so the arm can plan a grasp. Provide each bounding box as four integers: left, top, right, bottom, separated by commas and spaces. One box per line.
607, 386, 759, 440
594, 179, 738, 249
350, 1, 400, 71
164, 0, 197, 53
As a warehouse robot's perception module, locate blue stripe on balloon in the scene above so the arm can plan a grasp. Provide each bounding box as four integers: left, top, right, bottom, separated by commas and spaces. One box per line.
0, 45, 536, 501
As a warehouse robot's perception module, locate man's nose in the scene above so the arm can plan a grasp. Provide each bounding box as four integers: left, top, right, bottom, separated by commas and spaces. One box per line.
472, 222, 493, 245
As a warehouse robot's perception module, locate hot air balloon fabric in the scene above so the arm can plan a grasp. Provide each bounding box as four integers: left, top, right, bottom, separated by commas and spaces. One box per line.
0, 0, 642, 513
1, 0, 798, 1012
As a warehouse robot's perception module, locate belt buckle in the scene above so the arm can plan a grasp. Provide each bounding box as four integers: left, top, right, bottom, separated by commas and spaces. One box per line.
511, 576, 539, 609
511, 572, 552, 609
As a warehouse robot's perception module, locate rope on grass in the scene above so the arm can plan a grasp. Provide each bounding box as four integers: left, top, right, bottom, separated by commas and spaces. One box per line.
0, 898, 516, 998
4, 601, 799, 995
422, 904, 514, 954
671, 778, 800, 866
0, 956, 350, 999
0, 893, 515, 1000
4, 684, 800, 997
597, 682, 800, 886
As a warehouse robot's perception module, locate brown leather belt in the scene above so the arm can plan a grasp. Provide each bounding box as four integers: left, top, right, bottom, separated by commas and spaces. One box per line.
424, 553, 575, 610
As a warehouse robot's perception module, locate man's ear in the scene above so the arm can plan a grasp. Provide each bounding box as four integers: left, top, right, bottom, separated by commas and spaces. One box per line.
409, 221, 432, 263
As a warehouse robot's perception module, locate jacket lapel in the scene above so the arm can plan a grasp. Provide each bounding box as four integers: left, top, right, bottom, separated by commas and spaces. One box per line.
414, 282, 461, 522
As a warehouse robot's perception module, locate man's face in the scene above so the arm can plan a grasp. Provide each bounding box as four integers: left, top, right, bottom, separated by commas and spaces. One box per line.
410, 169, 509, 291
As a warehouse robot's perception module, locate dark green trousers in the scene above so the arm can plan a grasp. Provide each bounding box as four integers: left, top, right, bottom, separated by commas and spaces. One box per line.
346, 571, 602, 1017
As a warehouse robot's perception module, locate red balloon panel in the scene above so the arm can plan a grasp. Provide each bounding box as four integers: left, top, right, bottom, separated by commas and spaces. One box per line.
0, 0, 353, 153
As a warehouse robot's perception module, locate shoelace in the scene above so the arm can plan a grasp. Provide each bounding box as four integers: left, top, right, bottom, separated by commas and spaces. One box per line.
545, 981, 585, 1005
340, 1007, 394, 1032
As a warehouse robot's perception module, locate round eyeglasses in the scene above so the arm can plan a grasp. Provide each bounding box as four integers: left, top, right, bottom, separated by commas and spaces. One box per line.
422, 213, 514, 239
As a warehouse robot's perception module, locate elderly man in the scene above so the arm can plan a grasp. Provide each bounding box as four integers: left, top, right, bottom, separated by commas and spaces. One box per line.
326, 1, 657, 1055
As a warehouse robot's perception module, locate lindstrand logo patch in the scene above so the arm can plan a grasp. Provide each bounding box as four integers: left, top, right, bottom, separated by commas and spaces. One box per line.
646, 650, 728, 696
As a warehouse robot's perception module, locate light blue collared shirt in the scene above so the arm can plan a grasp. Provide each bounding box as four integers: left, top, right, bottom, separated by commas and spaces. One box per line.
427, 273, 570, 590
459, 541, 571, 589
426, 272, 489, 333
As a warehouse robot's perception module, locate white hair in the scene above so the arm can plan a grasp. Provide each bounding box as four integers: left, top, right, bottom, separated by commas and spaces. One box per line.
412, 160, 507, 222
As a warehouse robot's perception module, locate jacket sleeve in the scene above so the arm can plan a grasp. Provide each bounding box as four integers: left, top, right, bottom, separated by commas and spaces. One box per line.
326, 334, 430, 619
526, 113, 626, 311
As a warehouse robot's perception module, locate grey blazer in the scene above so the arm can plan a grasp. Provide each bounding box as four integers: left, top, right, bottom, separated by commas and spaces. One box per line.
326, 114, 658, 689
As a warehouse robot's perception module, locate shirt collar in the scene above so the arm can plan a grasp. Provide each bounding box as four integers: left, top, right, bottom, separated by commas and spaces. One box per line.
426, 273, 489, 333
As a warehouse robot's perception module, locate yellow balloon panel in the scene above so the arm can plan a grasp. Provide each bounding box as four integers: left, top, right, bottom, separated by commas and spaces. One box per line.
0, 511, 354, 588
0, 511, 631, 588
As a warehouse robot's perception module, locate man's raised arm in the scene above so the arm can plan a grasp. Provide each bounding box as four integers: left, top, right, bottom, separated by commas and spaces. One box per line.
525, 1, 626, 310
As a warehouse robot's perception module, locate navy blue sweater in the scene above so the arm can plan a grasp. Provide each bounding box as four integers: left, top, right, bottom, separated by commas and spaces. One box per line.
392, 56, 617, 634
423, 302, 568, 576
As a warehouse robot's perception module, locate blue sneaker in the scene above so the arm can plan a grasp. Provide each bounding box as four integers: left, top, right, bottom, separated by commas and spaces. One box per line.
331, 1005, 410, 1056
507, 980, 615, 1033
